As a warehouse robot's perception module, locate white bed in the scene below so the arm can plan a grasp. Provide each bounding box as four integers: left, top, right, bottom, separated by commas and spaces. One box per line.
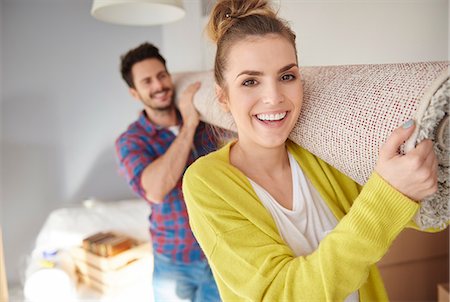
23, 198, 154, 302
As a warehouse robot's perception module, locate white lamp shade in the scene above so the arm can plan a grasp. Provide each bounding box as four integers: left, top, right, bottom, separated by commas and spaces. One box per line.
91, 0, 186, 26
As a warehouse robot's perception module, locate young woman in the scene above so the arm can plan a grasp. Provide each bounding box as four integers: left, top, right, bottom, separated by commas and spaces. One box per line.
182, 0, 440, 301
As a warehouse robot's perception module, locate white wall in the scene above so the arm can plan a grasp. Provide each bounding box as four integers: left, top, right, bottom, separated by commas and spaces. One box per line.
1, 0, 448, 286
1, 0, 162, 284
200, 0, 449, 67
279, 0, 448, 66
163, 1, 205, 72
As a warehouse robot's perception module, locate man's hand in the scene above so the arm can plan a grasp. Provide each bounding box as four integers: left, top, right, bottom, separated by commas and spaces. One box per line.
179, 81, 201, 130
140, 81, 202, 203
374, 120, 438, 201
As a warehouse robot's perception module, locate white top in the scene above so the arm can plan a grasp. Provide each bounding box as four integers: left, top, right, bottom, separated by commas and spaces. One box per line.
249, 152, 359, 302
168, 125, 180, 136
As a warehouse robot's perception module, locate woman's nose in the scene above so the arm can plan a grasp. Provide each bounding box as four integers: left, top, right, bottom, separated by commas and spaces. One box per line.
262, 82, 284, 104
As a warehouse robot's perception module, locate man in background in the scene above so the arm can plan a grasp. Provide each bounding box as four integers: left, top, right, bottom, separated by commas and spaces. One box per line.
115, 42, 221, 302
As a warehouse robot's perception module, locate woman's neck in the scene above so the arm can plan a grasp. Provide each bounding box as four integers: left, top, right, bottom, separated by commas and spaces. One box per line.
231, 139, 294, 210
230, 139, 290, 178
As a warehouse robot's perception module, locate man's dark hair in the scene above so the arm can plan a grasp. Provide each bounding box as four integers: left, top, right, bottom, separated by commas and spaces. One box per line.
120, 42, 167, 88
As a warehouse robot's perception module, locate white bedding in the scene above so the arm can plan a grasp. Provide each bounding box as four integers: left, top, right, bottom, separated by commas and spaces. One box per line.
24, 198, 153, 302
32, 198, 150, 255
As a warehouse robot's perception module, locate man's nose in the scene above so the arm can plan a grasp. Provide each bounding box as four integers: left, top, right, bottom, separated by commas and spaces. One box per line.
152, 78, 164, 91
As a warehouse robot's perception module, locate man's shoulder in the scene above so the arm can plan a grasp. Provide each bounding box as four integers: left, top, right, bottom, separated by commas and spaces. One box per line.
115, 119, 145, 146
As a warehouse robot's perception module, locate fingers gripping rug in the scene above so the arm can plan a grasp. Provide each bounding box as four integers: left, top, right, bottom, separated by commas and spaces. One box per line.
173, 62, 449, 230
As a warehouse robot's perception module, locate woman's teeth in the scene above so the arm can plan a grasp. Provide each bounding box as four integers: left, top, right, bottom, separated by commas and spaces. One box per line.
256, 112, 287, 121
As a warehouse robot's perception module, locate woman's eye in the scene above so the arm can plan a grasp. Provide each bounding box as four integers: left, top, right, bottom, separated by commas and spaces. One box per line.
281, 74, 295, 81
242, 79, 257, 86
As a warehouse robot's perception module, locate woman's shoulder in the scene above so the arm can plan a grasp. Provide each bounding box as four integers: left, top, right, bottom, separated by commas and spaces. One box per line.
184, 141, 252, 193
185, 142, 233, 180
193, 142, 230, 166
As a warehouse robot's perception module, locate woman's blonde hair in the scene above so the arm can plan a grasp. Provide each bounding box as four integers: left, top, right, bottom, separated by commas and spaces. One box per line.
207, 0, 297, 88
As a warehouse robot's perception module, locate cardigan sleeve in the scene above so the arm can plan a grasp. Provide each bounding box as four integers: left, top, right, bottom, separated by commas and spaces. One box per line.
183, 158, 419, 302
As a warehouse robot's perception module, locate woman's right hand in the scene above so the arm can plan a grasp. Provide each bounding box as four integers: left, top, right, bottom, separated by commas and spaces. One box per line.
374, 119, 438, 202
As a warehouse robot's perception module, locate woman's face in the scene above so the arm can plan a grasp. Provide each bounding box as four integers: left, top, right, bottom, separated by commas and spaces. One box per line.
219, 34, 303, 150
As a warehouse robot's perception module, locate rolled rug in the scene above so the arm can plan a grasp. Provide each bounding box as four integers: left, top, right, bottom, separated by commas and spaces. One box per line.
173, 61, 449, 230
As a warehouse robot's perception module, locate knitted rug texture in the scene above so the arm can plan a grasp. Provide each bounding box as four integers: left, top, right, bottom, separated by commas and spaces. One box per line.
173, 62, 449, 230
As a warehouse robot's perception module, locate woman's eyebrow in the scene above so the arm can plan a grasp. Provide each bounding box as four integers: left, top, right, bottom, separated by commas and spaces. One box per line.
235, 63, 298, 80
279, 63, 298, 73
235, 70, 262, 79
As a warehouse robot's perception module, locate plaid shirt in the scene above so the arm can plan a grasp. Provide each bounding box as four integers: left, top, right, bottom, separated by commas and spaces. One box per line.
115, 110, 218, 263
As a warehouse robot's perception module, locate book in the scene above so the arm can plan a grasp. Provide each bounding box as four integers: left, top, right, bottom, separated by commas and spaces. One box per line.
82, 232, 134, 257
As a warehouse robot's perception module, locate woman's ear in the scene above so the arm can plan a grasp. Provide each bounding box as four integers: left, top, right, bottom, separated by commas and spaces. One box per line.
216, 84, 230, 112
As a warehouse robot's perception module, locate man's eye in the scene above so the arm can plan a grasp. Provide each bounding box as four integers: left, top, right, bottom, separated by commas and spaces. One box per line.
281, 74, 295, 81
242, 79, 257, 86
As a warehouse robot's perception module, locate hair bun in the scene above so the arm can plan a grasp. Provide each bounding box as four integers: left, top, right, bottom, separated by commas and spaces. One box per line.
207, 0, 275, 43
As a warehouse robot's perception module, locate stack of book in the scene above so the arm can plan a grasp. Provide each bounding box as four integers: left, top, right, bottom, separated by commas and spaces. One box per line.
70, 232, 152, 294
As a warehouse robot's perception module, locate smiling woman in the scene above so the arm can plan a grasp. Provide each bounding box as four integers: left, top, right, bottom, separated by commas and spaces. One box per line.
181, 0, 448, 301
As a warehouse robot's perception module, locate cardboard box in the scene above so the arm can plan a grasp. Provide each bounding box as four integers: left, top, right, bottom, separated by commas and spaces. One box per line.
379, 229, 449, 301
75, 254, 152, 288
438, 283, 449, 302
78, 271, 152, 294
70, 242, 151, 271
71, 242, 153, 293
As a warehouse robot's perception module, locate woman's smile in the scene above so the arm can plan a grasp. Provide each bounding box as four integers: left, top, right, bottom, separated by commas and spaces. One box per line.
254, 111, 289, 127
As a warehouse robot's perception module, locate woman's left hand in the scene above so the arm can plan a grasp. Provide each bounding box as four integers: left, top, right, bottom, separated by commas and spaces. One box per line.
374, 120, 438, 201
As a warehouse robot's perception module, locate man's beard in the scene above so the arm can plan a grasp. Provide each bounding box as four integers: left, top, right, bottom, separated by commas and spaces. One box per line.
148, 102, 173, 112
145, 88, 174, 112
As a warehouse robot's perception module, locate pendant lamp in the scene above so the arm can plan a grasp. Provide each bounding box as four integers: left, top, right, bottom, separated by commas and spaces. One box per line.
91, 0, 185, 26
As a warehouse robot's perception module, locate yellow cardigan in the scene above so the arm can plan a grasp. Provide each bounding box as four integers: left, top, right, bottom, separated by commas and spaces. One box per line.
183, 140, 420, 301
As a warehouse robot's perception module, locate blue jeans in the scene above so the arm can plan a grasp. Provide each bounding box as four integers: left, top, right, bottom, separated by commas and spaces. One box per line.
152, 252, 221, 302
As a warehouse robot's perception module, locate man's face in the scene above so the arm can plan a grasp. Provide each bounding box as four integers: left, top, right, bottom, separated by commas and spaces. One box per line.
130, 58, 174, 112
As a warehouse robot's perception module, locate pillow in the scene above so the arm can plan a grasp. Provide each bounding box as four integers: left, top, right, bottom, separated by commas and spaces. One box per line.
173, 62, 449, 230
